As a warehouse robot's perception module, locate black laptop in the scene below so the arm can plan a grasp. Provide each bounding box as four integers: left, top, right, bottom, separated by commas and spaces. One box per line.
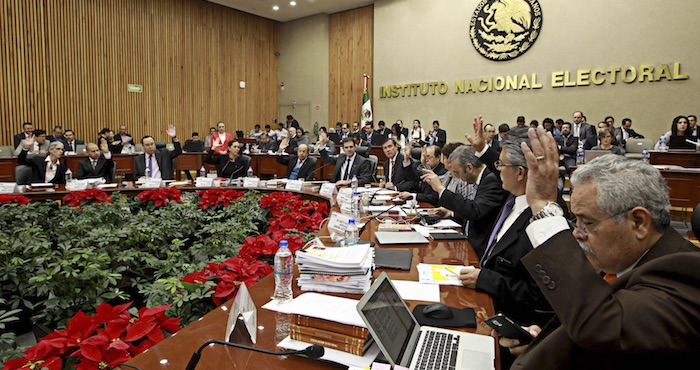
668, 135, 698, 151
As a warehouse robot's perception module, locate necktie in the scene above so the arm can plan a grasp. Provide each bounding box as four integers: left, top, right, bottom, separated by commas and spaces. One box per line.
92, 160, 97, 169
480, 196, 515, 266
290, 159, 303, 180
148, 154, 153, 176
575, 124, 580, 137
389, 159, 395, 181
342, 158, 351, 180
604, 273, 617, 283
68, 142, 73, 152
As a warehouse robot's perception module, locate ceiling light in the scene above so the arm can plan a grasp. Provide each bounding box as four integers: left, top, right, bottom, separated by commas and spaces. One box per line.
272, 5, 279, 10
290, 1, 297, 5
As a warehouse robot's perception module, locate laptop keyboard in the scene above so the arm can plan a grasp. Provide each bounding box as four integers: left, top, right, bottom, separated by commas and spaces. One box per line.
415, 330, 460, 370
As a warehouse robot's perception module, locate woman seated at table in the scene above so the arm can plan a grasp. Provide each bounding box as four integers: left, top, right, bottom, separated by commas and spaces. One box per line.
18, 138, 67, 184
655, 115, 698, 150
591, 127, 624, 155
205, 140, 250, 179
389, 123, 408, 154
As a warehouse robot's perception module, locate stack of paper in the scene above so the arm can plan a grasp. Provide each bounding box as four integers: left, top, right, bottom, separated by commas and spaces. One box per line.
295, 243, 373, 294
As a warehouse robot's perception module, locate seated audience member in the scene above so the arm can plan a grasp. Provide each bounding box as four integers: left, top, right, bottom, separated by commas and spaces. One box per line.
351, 121, 361, 135
205, 140, 250, 179
389, 123, 409, 154
398, 145, 448, 205
360, 123, 375, 144
380, 138, 417, 192
499, 131, 700, 370
422, 144, 508, 258
48, 125, 68, 146
204, 127, 216, 147
290, 126, 310, 146
311, 128, 335, 155
276, 144, 317, 180
253, 132, 278, 153
440, 142, 475, 200
76, 141, 114, 181
484, 123, 500, 152
376, 120, 391, 136
275, 122, 289, 140
498, 123, 510, 142
409, 119, 426, 147
14, 122, 34, 149
542, 117, 560, 137
353, 132, 370, 149
114, 125, 132, 146
16, 129, 49, 155
183, 132, 205, 152
655, 115, 695, 150
286, 115, 300, 130
688, 114, 698, 136
427, 120, 447, 147
17, 138, 66, 184
210, 121, 232, 154
554, 118, 564, 133
276, 130, 298, 155
63, 130, 84, 153
248, 124, 263, 139
591, 127, 623, 155
529, 120, 539, 128
263, 124, 276, 141
513, 115, 526, 128
133, 124, 182, 180
615, 117, 644, 146
556, 122, 577, 173
320, 137, 372, 186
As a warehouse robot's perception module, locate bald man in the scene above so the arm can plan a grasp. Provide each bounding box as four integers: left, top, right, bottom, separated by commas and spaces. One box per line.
76, 141, 114, 181
276, 143, 318, 180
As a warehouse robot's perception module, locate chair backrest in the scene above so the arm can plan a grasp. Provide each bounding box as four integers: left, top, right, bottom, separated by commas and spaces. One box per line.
693, 203, 700, 241
134, 143, 144, 152
0, 146, 14, 158
410, 147, 422, 160
155, 142, 167, 149
15, 165, 32, 185
368, 155, 379, 181
356, 146, 369, 158
625, 138, 655, 154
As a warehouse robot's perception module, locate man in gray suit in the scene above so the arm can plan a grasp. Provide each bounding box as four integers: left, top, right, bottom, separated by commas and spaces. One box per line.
571, 110, 595, 142
499, 128, 700, 370
133, 124, 182, 180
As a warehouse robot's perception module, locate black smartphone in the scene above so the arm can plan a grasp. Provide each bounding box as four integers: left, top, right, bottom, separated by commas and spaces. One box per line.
484, 313, 533, 344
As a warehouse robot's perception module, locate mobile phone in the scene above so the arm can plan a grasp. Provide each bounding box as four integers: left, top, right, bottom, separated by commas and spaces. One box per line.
484, 313, 533, 344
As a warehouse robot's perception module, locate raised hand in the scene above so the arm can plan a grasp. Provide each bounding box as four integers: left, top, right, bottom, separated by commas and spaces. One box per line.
22, 137, 35, 150
166, 124, 177, 138
466, 115, 486, 152
522, 126, 559, 214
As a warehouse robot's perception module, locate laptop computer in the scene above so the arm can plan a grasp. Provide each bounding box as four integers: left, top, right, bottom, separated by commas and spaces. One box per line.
374, 231, 429, 245
668, 135, 698, 151
584, 149, 612, 163
356, 272, 495, 370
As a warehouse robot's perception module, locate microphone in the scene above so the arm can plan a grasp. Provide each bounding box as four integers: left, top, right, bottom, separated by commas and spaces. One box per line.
357, 199, 407, 238
310, 161, 334, 181
226, 164, 246, 186
185, 340, 324, 370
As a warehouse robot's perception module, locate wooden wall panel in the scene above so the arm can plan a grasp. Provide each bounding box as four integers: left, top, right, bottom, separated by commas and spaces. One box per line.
0, 0, 279, 146
329, 5, 373, 125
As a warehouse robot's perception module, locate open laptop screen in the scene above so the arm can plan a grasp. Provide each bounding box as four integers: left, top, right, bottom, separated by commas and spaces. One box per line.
359, 277, 416, 365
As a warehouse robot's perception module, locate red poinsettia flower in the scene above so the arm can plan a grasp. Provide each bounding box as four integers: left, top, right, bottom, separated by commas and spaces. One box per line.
0, 194, 31, 205
2, 340, 63, 370
136, 188, 182, 207
62, 189, 112, 209
92, 301, 133, 326
239, 233, 279, 259
43, 310, 100, 353
73, 334, 132, 370
197, 188, 245, 210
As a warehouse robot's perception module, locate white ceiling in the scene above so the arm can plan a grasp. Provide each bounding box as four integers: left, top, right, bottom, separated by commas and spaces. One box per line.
207, 0, 375, 22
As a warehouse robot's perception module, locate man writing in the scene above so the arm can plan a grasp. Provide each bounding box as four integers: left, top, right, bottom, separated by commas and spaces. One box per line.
133, 124, 182, 180
497, 126, 700, 370
76, 141, 114, 181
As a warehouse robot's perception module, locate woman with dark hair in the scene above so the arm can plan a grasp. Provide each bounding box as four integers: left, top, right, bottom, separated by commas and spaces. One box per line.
409, 119, 425, 146
389, 123, 408, 153
205, 139, 250, 179
655, 115, 691, 150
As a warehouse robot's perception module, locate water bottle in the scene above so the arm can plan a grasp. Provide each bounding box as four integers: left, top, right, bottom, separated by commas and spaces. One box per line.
246, 166, 254, 178
145, 167, 151, 178
352, 191, 361, 220
351, 174, 358, 192
345, 219, 359, 245
659, 135, 667, 152
199, 165, 206, 178
641, 148, 650, 163
576, 145, 585, 165
64, 168, 73, 184
273, 240, 293, 303
245, 143, 250, 152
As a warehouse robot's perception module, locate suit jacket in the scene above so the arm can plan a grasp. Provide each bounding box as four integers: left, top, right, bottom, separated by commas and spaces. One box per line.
376, 127, 391, 136
430, 128, 447, 147
14, 133, 29, 150
512, 228, 700, 370
64, 140, 85, 153
486, 139, 501, 152
573, 122, 596, 142
438, 168, 507, 258
320, 149, 372, 185
277, 155, 317, 180
204, 150, 251, 179
405, 161, 448, 205
17, 150, 66, 184
76, 155, 114, 182
556, 134, 578, 158
183, 139, 205, 152
384, 153, 417, 192
133, 141, 182, 180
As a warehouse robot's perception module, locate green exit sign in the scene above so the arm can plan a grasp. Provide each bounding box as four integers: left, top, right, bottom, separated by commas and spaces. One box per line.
128, 84, 143, 93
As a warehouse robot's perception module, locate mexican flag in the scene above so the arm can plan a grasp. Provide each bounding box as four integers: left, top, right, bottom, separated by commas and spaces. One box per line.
361, 74, 373, 126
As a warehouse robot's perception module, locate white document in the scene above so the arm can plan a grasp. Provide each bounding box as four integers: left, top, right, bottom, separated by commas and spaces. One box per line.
417, 263, 474, 286
0, 183, 19, 194
278, 337, 380, 369
430, 219, 461, 228
411, 224, 459, 238
262, 292, 366, 327
391, 280, 441, 302
141, 178, 163, 188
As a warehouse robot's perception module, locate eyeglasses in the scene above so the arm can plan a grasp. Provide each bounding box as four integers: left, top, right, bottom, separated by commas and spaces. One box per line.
568, 210, 629, 237
494, 160, 520, 170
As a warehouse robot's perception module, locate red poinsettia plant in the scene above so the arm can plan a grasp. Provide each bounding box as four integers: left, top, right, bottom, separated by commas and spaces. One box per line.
259, 192, 329, 235
196, 188, 245, 210
136, 187, 182, 207
0, 194, 31, 205
62, 189, 113, 209
2, 302, 180, 370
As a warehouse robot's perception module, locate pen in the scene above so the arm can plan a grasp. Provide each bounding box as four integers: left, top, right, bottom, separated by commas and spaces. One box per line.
444, 266, 460, 276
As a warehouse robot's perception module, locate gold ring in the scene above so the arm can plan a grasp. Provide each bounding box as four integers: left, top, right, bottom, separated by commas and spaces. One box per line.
535, 156, 545, 160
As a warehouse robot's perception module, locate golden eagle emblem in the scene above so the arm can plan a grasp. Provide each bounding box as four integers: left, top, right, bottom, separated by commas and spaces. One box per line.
470, 0, 542, 61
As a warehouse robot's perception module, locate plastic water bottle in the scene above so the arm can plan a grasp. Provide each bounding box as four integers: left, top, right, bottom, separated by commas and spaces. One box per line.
576, 145, 585, 165
246, 166, 254, 178
273, 240, 293, 303
352, 191, 361, 220
64, 168, 73, 184
345, 219, 359, 245
641, 148, 650, 163
351, 174, 358, 192
659, 135, 667, 152
199, 165, 206, 178
145, 167, 151, 178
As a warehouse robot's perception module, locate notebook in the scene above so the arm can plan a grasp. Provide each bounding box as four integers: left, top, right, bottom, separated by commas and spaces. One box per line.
374, 231, 429, 245
356, 272, 495, 370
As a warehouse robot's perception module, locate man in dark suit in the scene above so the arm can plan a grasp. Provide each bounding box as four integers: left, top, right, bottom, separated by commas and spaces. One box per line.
556, 122, 578, 173
380, 138, 417, 192
423, 145, 508, 258
63, 130, 84, 153
14, 122, 34, 149
615, 117, 645, 147
572, 110, 596, 142
183, 132, 205, 152
426, 120, 447, 148
133, 124, 182, 180
320, 137, 372, 186
360, 123, 375, 145
285, 115, 300, 130
399, 145, 449, 205
17, 138, 67, 184
276, 144, 317, 180
375, 120, 391, 136
76, 141, 114, 181
47, 125, 68, 147
500, 129, 700, 370
484, 123, 501, 152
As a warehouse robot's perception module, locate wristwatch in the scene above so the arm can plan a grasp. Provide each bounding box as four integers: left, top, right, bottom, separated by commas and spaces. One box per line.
530, 201, 564, 222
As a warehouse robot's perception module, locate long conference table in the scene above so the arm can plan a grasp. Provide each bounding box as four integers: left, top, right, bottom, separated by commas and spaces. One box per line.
15, 184, 499, 369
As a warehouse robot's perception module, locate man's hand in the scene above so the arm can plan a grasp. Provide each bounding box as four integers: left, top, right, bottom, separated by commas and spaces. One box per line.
397, 192, 413, 200
22, 138, 35, 150
420, 170, 444, 193
430, 207, 452, 219
459, 268, 480, 289
522, 126, 559, 214
384, 181, 396, 190
167, 124, 177, 138
466, 115, 486, 152
497, 325, 541, 356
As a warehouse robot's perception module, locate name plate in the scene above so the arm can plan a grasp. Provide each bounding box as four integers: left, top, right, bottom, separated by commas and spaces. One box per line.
0, 182, 19, 194
336, 187, 354, 209
319, 182, 336, 199
243, 177, 260, 188
195, 177, 214, 188
66, 180, 89, 191
328, 211, 353, 234
285, 180, 303, 191
142, 178, 163, 188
